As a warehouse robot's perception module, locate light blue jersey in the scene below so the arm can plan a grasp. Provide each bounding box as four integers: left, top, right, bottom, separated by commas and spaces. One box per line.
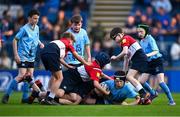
103, 80, 138, 104
140, 35, 162, 61
15, 23, 40, 62
65, 28, 90, 64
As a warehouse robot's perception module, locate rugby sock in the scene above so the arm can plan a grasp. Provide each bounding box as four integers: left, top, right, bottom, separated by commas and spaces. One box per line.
159, 82, 174, 102
142, 82, 156, 95
136, 84, 146, 96
48, 92, 55, 99
6, 79, 17, 95
22, 82, 29, 100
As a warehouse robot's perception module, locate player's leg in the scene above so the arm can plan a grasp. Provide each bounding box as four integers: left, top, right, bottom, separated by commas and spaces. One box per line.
44, 70, 63, 105
157, 73, 176, 105
2, 68, 27, 104
138, 73, 158, 101
57, 93, 82, 105
126, 69, 148, 98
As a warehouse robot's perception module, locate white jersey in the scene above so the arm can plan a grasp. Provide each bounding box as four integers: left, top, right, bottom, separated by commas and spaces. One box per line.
51, 40, 66, 58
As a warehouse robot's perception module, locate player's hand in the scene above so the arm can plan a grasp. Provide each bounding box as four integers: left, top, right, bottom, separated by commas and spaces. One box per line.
104, 90, 110, 96
138, 98, 151, 105
68, 65, 76, 69
111, 55, 117, 60
39, 43, 44, 49
14, 55, 20, 64
85, 61, 92, 66
87, 57, 91, 63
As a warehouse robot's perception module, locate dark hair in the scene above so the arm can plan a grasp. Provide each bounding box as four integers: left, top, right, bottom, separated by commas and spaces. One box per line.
110, 27, 123, 40
95, 52, 110, 68
28, 9, 40, 17
71, 14, 82, 23
114, 70, 126, 82
137, 24, 150, 37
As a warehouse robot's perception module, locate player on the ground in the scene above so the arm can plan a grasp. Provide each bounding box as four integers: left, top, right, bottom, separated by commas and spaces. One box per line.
110, 27, 150, 99
30, 52, 112, 105
137, 24, 176, 105
2, 9, 44, 104
83, 70, 151, 105
40, 32, 90, 105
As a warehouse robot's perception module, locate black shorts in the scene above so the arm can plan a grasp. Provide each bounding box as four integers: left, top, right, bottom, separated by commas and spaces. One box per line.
131, 49, 148, 73
75, 81, 94, 98
17, 61, 34, 68
41, 53, 61, 72
60, 68, 83, 93
146, 57, 164, 75
60, 68, 94, 98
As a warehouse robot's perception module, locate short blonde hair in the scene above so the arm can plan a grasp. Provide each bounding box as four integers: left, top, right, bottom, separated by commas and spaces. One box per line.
61, 32, 76, 42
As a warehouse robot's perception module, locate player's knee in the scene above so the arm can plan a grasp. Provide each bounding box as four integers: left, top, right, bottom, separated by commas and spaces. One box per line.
56, 89, 65, 97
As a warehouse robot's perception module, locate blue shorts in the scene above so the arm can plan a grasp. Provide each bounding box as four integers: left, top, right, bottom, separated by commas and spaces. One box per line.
146, 57, 164, 75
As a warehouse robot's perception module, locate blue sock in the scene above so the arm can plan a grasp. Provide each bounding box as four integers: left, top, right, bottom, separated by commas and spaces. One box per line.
159, 82, 174, 102
22, 82, 29, 100
6, 79, 17, 95
142, 82, 155, 95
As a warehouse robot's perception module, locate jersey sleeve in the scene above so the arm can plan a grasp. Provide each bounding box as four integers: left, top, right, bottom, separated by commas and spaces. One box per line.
68, 44, 75, 53
149, 37, 159, 51
126, 84, 138, 98
15, 28, 25, 40
89, 68, 102, 82
121, 38, 129, 47
83, 30, 90, 45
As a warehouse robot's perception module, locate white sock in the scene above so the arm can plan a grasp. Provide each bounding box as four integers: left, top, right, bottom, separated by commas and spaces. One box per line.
136, 84, 143, 91
48, 92, 55, 98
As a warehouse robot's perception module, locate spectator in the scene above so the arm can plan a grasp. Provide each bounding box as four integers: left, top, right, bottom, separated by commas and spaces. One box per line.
151, 0, 172, 13
134, 9, 142, 26
170, 37, 180, 67
1, 10, 14, 41
0, 49, 11, 69
124, 16, 137, 38
89, 21, 106, 43
91, 40, 102, 61
52, 24, 61, 40
40, 16, 53, 41
55, 10, 70, 34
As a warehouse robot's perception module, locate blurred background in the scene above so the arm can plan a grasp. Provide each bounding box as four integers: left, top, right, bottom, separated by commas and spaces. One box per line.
0, 0, 179, 92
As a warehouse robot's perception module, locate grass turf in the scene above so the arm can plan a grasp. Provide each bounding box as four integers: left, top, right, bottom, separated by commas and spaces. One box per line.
0, 92, 179, 116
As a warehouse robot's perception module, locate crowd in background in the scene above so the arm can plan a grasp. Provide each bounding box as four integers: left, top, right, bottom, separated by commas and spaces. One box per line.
0, 0, 179, 70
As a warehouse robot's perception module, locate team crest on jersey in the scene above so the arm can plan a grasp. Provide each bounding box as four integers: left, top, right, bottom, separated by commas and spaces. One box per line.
122, 39, 126, 44
96, 72, 100, 78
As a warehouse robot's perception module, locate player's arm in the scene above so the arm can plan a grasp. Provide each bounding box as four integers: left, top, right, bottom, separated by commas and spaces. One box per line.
85, 44, 91, 62
38, 40, 44, 48
146, 37, 159, 57
93, 80, 110, 95
101, 72, 113, 80
123, 54, 129, 73
13, 37, 20, 64
146, 50, 158, 57
126, 95, 141, 105
111, 46, 128, 60
72, 51, 90, 66
60, 58, 75, 69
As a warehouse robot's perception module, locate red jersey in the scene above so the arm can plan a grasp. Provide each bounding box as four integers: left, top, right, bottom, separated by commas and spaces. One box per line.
119, 35, 141, 59
77, 61, 102, 82
51, 38, 75, 58
60, 38, 75, 55
120, 35, 136, 47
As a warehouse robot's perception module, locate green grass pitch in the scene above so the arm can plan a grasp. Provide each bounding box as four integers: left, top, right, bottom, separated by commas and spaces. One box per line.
0, 92, 179, 116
